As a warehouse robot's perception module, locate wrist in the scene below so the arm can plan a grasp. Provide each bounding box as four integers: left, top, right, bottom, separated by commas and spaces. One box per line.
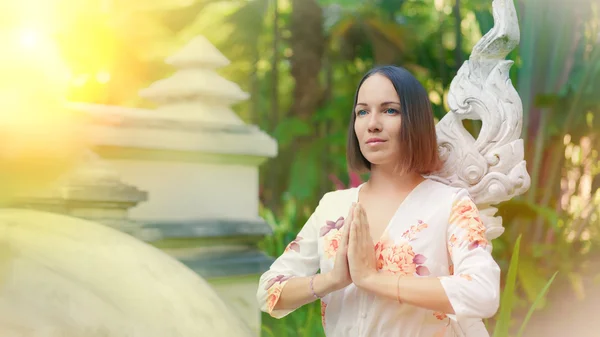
323, 272, 344, 292
355, 272, 378, 290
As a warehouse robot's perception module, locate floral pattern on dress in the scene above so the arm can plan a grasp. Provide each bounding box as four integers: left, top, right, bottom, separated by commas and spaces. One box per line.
401, 220, 429, 241
264, 274, 293, 290
284, 236, 303, 253
374, 233, 430, 276
323, 229, 342, 259
449, 197, 489, 250
321, 301, 327, 328
266, 283, 283, 314
320, 216, 344, 237
265, 274, 293, 315
447, 234, 458, 256
433, 311, 447, 320
321, 217, 345, 259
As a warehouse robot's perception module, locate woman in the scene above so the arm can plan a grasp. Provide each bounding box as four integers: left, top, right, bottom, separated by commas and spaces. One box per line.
257, 66, 500, 337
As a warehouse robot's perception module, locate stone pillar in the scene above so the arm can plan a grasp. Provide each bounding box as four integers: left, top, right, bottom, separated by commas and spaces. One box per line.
71, 35, 277, 335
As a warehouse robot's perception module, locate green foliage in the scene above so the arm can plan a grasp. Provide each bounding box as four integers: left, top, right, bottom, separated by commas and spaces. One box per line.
261, 302, 325, 337
493, 236, 522, 337
287, 147, 323, 202
498, 200, 562, 231
492, 235, 558, 337
259, 197, 310, 258
272, 118, 314, 148
515, 272, 558, 337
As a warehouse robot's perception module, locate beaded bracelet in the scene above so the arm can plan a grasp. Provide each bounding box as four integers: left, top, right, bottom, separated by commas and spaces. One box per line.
309, 275, 323, 299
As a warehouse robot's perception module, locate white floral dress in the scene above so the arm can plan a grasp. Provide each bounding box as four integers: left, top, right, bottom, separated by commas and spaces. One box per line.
257, 179, 501, 337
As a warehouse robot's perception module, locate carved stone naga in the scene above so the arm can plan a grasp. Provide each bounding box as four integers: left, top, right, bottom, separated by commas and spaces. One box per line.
426, 0, 531, 240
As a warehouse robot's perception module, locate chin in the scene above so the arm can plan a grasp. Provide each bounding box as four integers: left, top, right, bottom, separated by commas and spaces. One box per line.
362, 153, 392, 166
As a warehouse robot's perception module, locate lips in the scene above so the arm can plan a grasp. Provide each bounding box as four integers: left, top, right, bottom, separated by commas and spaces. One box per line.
366, 138, 386, 144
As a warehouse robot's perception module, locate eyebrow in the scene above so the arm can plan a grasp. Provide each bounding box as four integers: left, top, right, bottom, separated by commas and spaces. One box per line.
355, 101, 401, 107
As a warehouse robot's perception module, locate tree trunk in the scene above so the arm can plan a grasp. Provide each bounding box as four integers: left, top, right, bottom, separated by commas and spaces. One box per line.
289, 0, 325, 120
265, 0, 325, 212
320, 53, 334, 197
270, 0, 280, 131
365, 27, 400, 66
453, 0, 463, 67
249, 45, 261, 126
263, 0, 281, 207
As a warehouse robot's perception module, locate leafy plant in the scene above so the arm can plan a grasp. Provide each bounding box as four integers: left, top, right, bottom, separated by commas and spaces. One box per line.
261, 301, 324, 337
259, 197, 308, 258
492, 235, 558, 337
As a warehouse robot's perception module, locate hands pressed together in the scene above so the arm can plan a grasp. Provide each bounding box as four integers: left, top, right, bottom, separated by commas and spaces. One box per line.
328, 203, 379, 290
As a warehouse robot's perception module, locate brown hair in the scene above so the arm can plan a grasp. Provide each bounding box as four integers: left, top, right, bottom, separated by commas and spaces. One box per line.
347, 65, 441, 174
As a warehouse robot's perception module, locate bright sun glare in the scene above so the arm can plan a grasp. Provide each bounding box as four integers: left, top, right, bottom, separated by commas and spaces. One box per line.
19, 28, 40, 49
0, 23, 72, 122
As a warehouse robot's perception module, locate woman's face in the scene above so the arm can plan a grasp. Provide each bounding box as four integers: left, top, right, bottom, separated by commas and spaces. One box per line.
353, 73, 403, 168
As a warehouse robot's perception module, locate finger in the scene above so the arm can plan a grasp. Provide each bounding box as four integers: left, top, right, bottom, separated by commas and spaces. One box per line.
345, 203, 356, 226
340, 214, 351, 250
348, 216, 355, 246
351, 205, 359, 235
354, 205, 370, 245
346, 225, 354, 259
353, 202, 361, 221
342, 203, 355, 237
351, 213, 360, 245
355, 204, 365, 230
346, 203, 355, 224
359, 207, 369, 236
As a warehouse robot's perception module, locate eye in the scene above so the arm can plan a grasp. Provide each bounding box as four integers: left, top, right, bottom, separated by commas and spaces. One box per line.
356, 109, 368, 116
385, 108, 399, 115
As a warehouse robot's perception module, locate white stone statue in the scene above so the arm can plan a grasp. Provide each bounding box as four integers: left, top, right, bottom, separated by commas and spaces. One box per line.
427, 0, 530, 240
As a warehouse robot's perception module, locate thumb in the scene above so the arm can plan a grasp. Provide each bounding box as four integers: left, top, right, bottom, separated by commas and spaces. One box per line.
345, 202, 356, 224
340, 216, 351, 250
341, 203, 355, 239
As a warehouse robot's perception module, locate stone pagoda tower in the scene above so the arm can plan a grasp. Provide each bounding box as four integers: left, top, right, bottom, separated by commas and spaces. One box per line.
140, 35, 249, 126
71, 35, 277, 335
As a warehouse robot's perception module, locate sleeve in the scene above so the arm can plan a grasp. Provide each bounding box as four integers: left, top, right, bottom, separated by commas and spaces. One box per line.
256, 193, 328, 319
439, 188, 501, 320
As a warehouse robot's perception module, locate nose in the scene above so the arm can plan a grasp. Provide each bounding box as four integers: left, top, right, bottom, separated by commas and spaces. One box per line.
367, 113, 382, 133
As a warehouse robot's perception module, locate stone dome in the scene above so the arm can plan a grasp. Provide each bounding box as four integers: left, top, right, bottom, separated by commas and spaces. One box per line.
0, 209, 254, 337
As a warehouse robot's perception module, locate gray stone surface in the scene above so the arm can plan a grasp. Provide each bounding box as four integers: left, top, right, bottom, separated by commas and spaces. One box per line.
0, 209, 254, 337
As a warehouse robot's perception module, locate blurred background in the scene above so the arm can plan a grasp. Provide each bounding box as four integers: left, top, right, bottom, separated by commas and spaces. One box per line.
0, 0, 599, 336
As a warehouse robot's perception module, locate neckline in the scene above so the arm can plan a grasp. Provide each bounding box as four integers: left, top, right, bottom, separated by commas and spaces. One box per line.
354, 178, 430, 244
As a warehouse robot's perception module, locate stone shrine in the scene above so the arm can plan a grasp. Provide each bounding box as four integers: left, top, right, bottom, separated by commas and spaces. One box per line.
70, 35, 277, 334
0, 34, 258, 336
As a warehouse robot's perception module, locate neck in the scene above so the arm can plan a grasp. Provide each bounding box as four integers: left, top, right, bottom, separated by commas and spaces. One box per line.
366, 164, 425, 194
